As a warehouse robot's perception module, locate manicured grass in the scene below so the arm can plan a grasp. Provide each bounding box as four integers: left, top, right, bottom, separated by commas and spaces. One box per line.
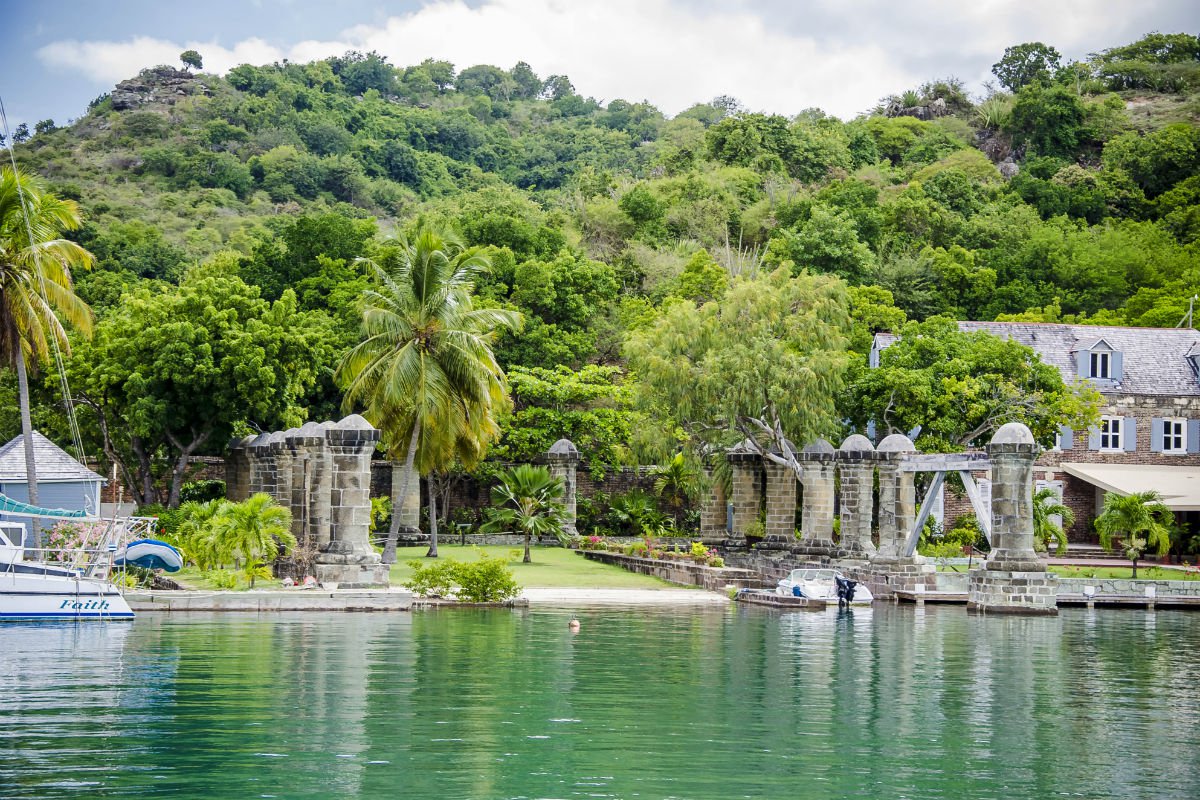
172, 566, 284, 591
388, 545, 677, 589
1048, 565, 1200, 582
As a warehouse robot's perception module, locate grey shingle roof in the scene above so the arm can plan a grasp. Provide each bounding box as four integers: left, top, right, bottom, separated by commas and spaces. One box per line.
0, 431, 105, 483
872, 322, 1200, 397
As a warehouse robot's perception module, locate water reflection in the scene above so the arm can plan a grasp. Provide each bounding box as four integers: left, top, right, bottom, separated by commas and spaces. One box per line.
1, 606, 1198, 799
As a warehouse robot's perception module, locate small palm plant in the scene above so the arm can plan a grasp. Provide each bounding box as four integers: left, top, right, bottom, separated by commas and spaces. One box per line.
1032, 487, 1074, 556
1095, 491, 1173, 579
608, 489, 668, 537
176, 499, 226, 570
209, 493, 296, 587
652, 453, 702, 527
482, 465, 566, 563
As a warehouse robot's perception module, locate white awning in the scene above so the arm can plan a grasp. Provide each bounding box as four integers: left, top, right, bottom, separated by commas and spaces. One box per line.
1060, 462, 1200, 511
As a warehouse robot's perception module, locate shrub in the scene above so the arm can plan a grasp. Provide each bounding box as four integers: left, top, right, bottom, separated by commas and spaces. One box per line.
179, 479, 226, 504
405, 559, 458, 597
708, 556, 725, 568
453, 554, 521, 603
404, 553, 521, 603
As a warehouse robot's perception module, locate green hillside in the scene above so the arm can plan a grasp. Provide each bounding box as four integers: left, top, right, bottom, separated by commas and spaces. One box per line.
4, 33, 1200, 503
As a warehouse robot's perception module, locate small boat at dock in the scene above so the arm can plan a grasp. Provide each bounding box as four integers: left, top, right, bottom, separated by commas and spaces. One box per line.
775, 568, 873, 605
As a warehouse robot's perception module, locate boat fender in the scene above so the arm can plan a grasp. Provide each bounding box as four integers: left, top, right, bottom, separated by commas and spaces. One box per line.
792, 585, 803, 598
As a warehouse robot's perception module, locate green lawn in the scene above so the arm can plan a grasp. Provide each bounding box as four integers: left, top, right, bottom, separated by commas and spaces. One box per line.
388, 545, 676, 589
1048, 565, 1200, 582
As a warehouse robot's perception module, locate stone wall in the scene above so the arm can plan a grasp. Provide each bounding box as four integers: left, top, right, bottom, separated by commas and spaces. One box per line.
580, 550, 766, 592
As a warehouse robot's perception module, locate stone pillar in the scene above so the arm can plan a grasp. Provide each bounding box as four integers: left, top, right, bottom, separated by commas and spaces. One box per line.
390, 462, 421, 540
546, 438, 581, 538
224, 436, 254, 502
699, 468, 727, 537
836, 434, 876, 559
316, 415, 388, 588
727, 441, 762, 541
968, 423, 1058, 614
285, 428, 309, 544
868, 434, 933, 595
246, 432, 271, 495
794, 439, 836, 558
270, 431, 294, 512
874, 434, 916, 561
763, 461, 797, 544
303, 421, 334, 550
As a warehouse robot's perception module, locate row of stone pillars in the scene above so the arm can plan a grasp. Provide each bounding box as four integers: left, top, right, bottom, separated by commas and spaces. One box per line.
227, 415, 388, 588
709, 423, 1056, 614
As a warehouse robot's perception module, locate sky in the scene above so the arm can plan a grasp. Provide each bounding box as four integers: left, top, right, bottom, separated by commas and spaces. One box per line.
2, 0, 1198, 132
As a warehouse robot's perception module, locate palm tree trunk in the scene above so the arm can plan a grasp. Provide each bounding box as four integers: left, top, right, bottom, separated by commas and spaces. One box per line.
426, 474, 439, 558
1132, 558, 1138, 579
15, 347, 41, 550
382, 420, 420, 564
523, 528, 531, 563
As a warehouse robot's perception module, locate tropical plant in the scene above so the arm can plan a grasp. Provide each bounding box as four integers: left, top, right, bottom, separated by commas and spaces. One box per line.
207, 493, 296, 587
481, 464, 566, 563
651, 453, 703, 526
175, 499, 225, 569
608, 489, 668, 536
1032, 487, 1074, 556
0, 166, 93, 547
1095, 491, 1173, 578
336, 225, 522, 562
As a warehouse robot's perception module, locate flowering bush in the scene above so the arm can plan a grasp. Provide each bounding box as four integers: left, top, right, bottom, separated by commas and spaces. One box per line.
44, 522, 109, 563
579, 535, 610, 551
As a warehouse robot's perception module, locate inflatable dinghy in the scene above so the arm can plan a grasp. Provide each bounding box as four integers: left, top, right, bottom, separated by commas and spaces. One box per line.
115, 539, 184, 572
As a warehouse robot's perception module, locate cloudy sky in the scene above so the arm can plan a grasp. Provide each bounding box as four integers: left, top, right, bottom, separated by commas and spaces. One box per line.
3, 0, 1197, 131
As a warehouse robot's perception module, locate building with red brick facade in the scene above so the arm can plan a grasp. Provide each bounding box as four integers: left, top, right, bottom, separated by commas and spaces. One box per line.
872, 322, 1200, 542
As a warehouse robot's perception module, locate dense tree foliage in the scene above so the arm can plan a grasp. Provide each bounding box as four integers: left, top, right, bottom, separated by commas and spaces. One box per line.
2, 30, 1198, 501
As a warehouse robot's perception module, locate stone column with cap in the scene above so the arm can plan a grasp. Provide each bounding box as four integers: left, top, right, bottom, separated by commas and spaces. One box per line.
836, 434, 877, 559
968, 422, 1058, 614
793, 439, 836, 558
546, 439, 581, 539
224, 436, 254, 502
284, 428, 309, 544
316, 415, 388, 588
246, 432, 271, 496
763, 459, 798, 545
874, 434, 916, 561
727, 441, 762, 543
269, 431, 294, 512
868, 433, 933, 594
301, 421, 334, 550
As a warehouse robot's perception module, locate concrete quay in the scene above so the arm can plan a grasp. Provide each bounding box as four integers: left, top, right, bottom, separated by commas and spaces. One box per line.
128, 589, 414, 612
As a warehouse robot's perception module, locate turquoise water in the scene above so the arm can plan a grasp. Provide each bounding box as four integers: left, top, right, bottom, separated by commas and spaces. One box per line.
2, 605, 1199, 799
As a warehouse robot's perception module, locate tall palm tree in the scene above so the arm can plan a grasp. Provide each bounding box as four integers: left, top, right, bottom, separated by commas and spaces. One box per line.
1095, 490, 1173, 578
335, 226, 521, 562
209, 493, 296, 587
482, 464, 567, 563
1032, 487, 1074, 556
0, 166, 93, 548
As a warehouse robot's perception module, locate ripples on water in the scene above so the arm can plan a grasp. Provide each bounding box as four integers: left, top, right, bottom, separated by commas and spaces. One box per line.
1, 605, 1198, 799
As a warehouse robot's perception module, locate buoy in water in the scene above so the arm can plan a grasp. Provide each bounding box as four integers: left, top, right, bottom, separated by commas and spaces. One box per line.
568, 617, 580, 631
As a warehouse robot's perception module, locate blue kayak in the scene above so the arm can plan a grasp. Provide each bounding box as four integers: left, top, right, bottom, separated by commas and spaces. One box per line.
115, 539, 184, 572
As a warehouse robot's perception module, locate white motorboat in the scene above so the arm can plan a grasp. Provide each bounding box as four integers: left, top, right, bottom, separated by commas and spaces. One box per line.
775, 567, 874, 605
0, 519, 134, 621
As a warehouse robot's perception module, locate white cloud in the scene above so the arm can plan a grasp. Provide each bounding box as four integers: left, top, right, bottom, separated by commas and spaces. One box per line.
32, 0, 1194, 119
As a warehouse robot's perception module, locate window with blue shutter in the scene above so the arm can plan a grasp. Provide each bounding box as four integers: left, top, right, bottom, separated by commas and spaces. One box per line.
1111, 350, 1124, 382
1057, 425, 1073, 450
1123, 416, 1137, 452
1189, 420, 1200, 454
1161, 418, 1186, 453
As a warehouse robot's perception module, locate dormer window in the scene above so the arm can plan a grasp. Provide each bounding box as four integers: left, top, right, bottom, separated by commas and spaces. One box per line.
1076, 338, 1122, 383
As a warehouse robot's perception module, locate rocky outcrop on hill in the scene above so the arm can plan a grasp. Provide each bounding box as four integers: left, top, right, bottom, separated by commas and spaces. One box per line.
111, 66, 209, 111
884, 97, 949, 121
